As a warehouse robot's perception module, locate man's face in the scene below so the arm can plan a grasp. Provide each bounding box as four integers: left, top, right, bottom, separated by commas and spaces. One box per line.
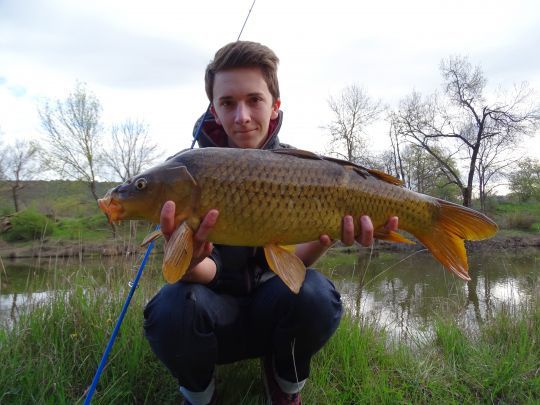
211, 67, 280, 149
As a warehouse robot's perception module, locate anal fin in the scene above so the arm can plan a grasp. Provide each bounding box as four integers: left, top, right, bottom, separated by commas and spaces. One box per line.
374, 227, 415, 244
264, 244, 306, 294
162, 222, 194, 283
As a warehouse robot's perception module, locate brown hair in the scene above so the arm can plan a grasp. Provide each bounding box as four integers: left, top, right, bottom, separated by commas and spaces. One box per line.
205, 41, 280, 102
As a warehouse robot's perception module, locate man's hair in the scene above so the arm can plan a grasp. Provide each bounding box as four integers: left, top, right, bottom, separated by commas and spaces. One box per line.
205, 41, 280, 102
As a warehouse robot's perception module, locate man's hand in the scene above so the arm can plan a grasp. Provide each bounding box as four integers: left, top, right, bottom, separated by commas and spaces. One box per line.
318, 215, 399, 248
296, 215, 399, 267
160, 201, 219, 283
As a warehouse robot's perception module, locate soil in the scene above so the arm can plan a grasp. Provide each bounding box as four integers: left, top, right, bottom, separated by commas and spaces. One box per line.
1, 232, 539, 260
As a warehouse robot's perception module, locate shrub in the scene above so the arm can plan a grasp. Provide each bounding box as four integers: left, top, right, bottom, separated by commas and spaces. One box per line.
2, 209, 55, 242
502, 211, 538, 230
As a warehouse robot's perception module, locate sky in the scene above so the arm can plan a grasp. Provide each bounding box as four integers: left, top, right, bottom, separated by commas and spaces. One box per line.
1, 0, 539, 170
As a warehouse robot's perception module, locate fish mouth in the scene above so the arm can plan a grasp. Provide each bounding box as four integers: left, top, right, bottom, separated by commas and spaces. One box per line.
98, 194, 124, 223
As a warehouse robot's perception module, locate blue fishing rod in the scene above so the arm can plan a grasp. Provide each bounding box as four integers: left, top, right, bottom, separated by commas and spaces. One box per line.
84, 1, 257, 403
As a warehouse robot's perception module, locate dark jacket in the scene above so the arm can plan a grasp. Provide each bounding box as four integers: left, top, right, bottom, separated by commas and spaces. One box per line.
193, 110, 291, 295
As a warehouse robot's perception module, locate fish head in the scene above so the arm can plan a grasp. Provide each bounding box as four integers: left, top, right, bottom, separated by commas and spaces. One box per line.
98, 162, 198, 224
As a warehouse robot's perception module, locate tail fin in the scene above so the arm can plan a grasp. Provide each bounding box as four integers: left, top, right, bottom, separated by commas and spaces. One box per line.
414, 199, 498, 281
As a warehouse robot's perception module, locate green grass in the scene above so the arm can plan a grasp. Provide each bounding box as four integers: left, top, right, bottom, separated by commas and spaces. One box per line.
493, 200, 540, 232
1, 262, 539, 404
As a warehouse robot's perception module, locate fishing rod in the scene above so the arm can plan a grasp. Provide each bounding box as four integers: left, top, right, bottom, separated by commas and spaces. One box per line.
84, 1, 257, 403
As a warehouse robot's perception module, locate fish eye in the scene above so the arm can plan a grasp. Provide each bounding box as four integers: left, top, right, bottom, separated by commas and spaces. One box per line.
135, 178, 147, 190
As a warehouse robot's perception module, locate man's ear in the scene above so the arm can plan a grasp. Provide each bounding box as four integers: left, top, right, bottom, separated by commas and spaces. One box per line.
210, 104, 222, 126
271, 99, 281, 120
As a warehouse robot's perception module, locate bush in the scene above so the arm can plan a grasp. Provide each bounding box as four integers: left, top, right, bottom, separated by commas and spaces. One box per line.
501, 211, 538, 230
2, 209, 55, 242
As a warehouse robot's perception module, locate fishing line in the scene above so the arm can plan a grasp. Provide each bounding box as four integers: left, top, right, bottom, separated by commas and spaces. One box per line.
362, 248, 429, 289
190, 0, 257, 149
85, 1, 259, 402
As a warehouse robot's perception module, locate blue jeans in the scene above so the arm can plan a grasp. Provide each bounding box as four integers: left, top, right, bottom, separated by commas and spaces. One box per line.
143, 269, 342, 391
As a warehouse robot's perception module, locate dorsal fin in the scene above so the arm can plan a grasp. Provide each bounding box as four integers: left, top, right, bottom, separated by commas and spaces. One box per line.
272, 148, 403, 186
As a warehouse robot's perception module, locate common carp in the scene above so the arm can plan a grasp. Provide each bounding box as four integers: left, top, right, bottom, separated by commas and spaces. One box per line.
98, 147, 497, 293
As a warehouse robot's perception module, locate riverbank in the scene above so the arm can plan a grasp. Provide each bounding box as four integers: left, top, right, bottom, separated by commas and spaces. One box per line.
1, 229, 538, 260
0, 265, 538, 403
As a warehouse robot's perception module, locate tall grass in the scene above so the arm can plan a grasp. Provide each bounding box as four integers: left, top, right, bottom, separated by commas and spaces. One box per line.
1, 262, 539, 404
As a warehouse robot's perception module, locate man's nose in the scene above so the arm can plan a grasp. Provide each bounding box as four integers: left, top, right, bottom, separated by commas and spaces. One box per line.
234, 103, 250, 125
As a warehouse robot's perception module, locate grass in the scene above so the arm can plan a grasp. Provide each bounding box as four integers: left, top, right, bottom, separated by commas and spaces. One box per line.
1, 259, 539, 404
493, 199, 540, 232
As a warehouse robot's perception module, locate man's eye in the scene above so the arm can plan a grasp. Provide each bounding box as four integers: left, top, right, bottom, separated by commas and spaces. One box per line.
135, 178, 147, 190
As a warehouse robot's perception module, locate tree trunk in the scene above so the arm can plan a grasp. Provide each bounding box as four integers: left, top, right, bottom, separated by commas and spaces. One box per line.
11, 183, 20, 212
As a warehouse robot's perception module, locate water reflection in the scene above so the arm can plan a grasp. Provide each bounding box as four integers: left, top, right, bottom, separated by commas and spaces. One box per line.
0, 254, 160, 328
319, 249, 539, 342
1, 249, 538, 340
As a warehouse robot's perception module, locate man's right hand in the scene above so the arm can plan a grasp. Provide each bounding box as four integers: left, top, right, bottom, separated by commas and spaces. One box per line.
160, 201, 219, 283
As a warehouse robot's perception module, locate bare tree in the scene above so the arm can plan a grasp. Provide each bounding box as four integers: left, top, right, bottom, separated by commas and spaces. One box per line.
325, 84, 385, 165
393, 56, 540, 207
104, 119, 160, 181
400, 144, 461, 201
474, 134, 518, 211
4, 140, 39, 212
39, 82, 103, 201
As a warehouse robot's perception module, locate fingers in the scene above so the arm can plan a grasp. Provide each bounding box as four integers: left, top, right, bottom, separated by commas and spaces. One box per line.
341, 215, 355, 246
358, 215, 374, 247
160, 201, 176, 240
386, 216, 399, 232
193, 209, 219, 243
318, 234, 334, 248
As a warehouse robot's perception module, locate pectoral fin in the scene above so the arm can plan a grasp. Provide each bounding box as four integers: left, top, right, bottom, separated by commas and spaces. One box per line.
374, 227, 415, 244
264, 244, 306, 294
140, 229, 163, 247
162, 222, 194, 283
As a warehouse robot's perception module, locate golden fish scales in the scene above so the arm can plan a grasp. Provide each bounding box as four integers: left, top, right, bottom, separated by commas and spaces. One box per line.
183, 148, 434, 246
98, 147, 497, 293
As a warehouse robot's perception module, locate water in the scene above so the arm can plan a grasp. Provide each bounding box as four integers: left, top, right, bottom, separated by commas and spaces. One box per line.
1, 248, 538, 339
318, 247, 539, 342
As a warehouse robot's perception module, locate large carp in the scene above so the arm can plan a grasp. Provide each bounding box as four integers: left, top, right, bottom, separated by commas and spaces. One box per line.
98, 147, 497, 293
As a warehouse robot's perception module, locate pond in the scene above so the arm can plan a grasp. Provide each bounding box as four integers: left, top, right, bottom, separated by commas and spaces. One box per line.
1, 247, 538, 340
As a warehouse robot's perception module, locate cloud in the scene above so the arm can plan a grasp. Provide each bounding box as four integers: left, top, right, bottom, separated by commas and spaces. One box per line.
0, 0, 207, 89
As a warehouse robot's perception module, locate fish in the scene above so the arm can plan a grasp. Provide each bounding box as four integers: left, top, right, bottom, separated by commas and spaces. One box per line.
98, 147, 498, 293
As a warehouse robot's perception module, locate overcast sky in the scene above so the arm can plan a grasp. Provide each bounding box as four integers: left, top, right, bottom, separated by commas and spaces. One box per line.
1, 0, 539, 165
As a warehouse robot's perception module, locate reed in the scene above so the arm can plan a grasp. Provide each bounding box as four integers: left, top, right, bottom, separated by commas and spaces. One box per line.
0, 261, 538, 404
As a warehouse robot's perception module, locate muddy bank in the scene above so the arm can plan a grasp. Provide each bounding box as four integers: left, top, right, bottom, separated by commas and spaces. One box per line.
1, 232, 539, 260
0, 238, 144, 260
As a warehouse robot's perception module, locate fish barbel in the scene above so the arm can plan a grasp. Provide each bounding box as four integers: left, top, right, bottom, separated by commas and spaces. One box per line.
98, 148, 497, 293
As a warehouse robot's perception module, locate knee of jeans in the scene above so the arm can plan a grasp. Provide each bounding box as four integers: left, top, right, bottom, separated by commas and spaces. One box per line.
144, 283, 214, 346
294, 270, 343, 328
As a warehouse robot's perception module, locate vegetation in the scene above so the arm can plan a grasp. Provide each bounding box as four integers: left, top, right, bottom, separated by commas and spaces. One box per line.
491, 198, 540, 232
3, 209, 55, 242
0, 262, 538, 404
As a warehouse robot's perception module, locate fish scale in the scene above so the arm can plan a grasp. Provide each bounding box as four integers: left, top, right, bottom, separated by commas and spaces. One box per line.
183, 148, 428, 245
98, 147, 497, 282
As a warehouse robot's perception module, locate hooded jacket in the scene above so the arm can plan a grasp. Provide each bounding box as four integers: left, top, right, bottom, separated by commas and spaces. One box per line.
193, 110, 291, 295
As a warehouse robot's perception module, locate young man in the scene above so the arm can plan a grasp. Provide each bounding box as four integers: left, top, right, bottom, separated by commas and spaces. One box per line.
144, 41, 398, 405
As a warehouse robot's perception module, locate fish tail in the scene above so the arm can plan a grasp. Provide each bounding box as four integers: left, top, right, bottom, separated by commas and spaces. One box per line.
413, 199, 498, 281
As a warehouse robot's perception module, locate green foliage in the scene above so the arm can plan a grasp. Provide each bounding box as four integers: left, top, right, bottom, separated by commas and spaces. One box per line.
494, 198, 540, 232
400, 144, 462, 202
2, 208, 55, 242
53, 214, 111, 240
509, 158, 540, 202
